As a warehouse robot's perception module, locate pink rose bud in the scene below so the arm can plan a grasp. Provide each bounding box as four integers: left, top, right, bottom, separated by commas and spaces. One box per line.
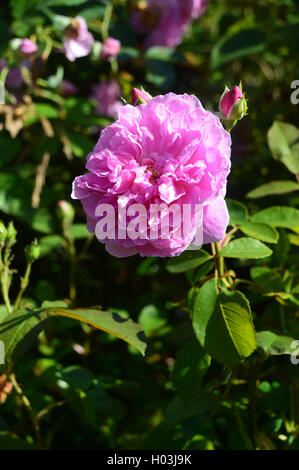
132, 87, 152, 106
20, 39, 38, 56
219, 85, 247, 120
100, 37, 121, 60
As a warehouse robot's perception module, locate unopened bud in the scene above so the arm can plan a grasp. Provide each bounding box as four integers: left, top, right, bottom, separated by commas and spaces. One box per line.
0, 221, 6, 244
219, 84, 248, 131
132, 87, 152, 106
25, 239, 40, 263
6, 222, 17, 246
58, 200, 75, 226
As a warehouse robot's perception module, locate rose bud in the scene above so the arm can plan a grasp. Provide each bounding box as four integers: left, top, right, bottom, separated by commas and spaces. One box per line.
100, 37, 121, 60
0, 221, 6, 245
6, 222, 17, 247
20, 39, 38, 56
25, 239, 40, 263
219, 85, 248, 131
58, 200, 75, 227
132, 87, 152, 106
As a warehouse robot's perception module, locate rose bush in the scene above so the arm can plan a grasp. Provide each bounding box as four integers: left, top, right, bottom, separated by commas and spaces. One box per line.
0, 0, 298, 452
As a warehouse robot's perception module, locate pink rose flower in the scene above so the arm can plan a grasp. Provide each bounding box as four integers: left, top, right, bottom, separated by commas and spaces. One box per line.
20, 39, 38, 56
63, 17, 94, 62
101, 37, 121, 60
72, 93, 231, 258
203, 198, 229, 244
90, 80, 123, 119
131, 0, 208, 48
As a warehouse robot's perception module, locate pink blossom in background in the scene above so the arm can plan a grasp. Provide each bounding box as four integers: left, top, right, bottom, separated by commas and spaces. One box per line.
63, 17, 94, 62
20, 39, 38, 56
100, 37, 121, 60
90, 80, 123, 119
72, 92, 231, 258
190, 0, 209, 18
60, 80, 78, 96
131, 0, 208, 48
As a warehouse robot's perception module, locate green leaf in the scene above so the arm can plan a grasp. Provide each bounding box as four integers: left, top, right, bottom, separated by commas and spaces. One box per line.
39, 235, 63, 257
221, 237, 272, 259
138, 305, 167, 333
145, 47, 185, 62
145, 60, 175, 90
56, 366, 94, 391
166, 250, 211, 273
44, 0, 88, 6
24, 103, 59, 126
192, 278, 218, 346
239, 222, 278, 244
46, 308, 147, 356
246, 180, 299, 199
257, 331, 297, 355
65, 131, 93, 158
226, 198, 248, 225
0, 136, 21, 168
71, 224, 89, 239
251, 206, 299, 228
172, 340, 211, 404
267, 121, 299, 175
0, 172, 55, 233
211, 29, 265, 69
250, 267, 284, 292
0, 308, 47, 373
192, 282, 256, 364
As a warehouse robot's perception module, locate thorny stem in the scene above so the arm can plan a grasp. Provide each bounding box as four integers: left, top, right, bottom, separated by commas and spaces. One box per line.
63, 226, 77, 304
10, 373, 43, 449
212, 241, 231, 288
211, 243, 218, 279
215, 242, 224, 278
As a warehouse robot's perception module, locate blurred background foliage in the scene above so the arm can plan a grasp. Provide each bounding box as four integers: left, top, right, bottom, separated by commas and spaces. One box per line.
0, 0, 298, 450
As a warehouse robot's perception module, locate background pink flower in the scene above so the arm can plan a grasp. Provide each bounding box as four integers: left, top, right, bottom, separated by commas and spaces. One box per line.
101, 37, 121, 60
131, 0, 208, 48
90, 80, 123, 119
63, 17, 94, 62
20, 39, 38, 56
72, 92, 231, 258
